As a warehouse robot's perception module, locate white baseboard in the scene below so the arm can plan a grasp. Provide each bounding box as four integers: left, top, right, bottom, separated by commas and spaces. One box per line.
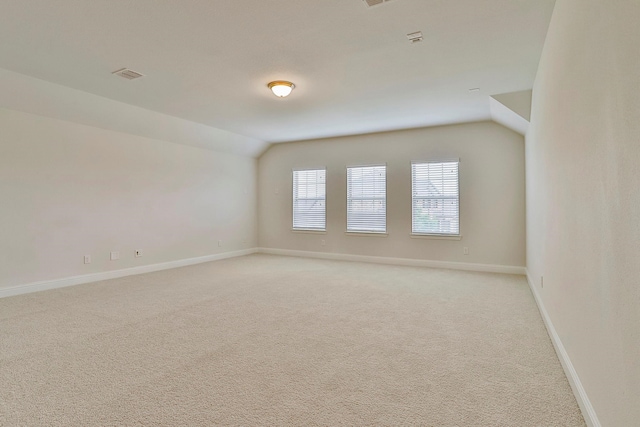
259, 247, 526, 275
526, 271, 601, 427
0, 248, 258, 299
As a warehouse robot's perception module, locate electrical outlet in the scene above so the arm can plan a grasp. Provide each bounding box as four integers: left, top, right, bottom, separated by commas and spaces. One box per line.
84, 255, 91, 264
463, 247, 469, 255
321, 239, 326, 246
110, 251, 120, 261
135, 250, 142, 258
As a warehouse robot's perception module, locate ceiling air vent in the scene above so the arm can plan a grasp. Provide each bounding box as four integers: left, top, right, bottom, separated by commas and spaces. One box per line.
407, 31, 423, 43
112, 68, 145, 80
363, 0, 393, 7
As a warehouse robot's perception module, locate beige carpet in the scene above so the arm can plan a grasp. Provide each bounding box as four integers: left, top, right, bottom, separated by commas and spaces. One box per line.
0, 254, 585, 426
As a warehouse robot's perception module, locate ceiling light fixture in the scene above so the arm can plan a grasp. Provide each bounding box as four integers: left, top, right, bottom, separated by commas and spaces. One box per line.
268, 81, 295, 98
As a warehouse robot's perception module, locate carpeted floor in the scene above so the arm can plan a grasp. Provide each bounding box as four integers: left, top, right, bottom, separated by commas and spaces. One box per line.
0, 254, 585, 426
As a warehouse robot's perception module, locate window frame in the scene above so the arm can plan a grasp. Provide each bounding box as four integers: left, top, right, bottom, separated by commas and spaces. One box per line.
291, 167, 327, 233
345, 163, 388, 235
410, 159, 461, 238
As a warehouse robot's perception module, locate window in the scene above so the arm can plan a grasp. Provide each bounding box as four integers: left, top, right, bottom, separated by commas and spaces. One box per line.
346, 165, 386, 233
292, 169, 326, 231
411, 161, 459, 235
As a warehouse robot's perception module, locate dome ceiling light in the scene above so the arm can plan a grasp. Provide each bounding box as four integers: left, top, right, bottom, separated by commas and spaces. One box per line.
268, 81, 295, 98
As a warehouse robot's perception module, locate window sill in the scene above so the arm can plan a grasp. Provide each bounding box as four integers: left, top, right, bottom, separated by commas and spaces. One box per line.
410, 233, 462, 241
345, 231, 388, 237
291, 229, 327, 234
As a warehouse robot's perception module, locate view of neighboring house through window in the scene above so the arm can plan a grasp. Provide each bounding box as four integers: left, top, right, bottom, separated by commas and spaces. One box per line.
411, 161, 460, 235
292, 168, 326, 231
346, 165, 387, 233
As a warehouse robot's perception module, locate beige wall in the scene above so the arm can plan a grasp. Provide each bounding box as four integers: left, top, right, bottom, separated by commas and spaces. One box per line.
259, 121, 525, 268
0, 108, 257, 290
526, 0, 640, 425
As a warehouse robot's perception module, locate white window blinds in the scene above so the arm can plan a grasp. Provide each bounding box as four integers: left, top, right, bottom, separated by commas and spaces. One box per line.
292, 169, 326, 230
346, 165, 386, 233
411, 161, 459, 235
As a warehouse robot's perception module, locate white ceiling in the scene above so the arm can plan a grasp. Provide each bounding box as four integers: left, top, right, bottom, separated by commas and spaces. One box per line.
0, 0, 556, 143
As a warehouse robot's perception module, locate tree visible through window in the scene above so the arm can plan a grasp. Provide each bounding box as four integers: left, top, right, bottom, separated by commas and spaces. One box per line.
412, 161, 459, 235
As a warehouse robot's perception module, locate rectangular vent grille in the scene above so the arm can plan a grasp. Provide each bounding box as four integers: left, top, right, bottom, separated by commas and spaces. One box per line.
112, 68, 145, 80
407, 31, 424, 43
363, 0, 392, 7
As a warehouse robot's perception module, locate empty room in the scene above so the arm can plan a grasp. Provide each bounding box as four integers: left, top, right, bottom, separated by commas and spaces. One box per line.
0, 0, 637, 426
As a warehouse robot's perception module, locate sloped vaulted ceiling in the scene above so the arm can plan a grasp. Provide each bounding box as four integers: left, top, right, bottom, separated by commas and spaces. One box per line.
0, 0, 556, 145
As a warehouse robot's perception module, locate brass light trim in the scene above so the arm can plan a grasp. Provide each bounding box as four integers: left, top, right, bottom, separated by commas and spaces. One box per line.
268, 81, 295, 97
